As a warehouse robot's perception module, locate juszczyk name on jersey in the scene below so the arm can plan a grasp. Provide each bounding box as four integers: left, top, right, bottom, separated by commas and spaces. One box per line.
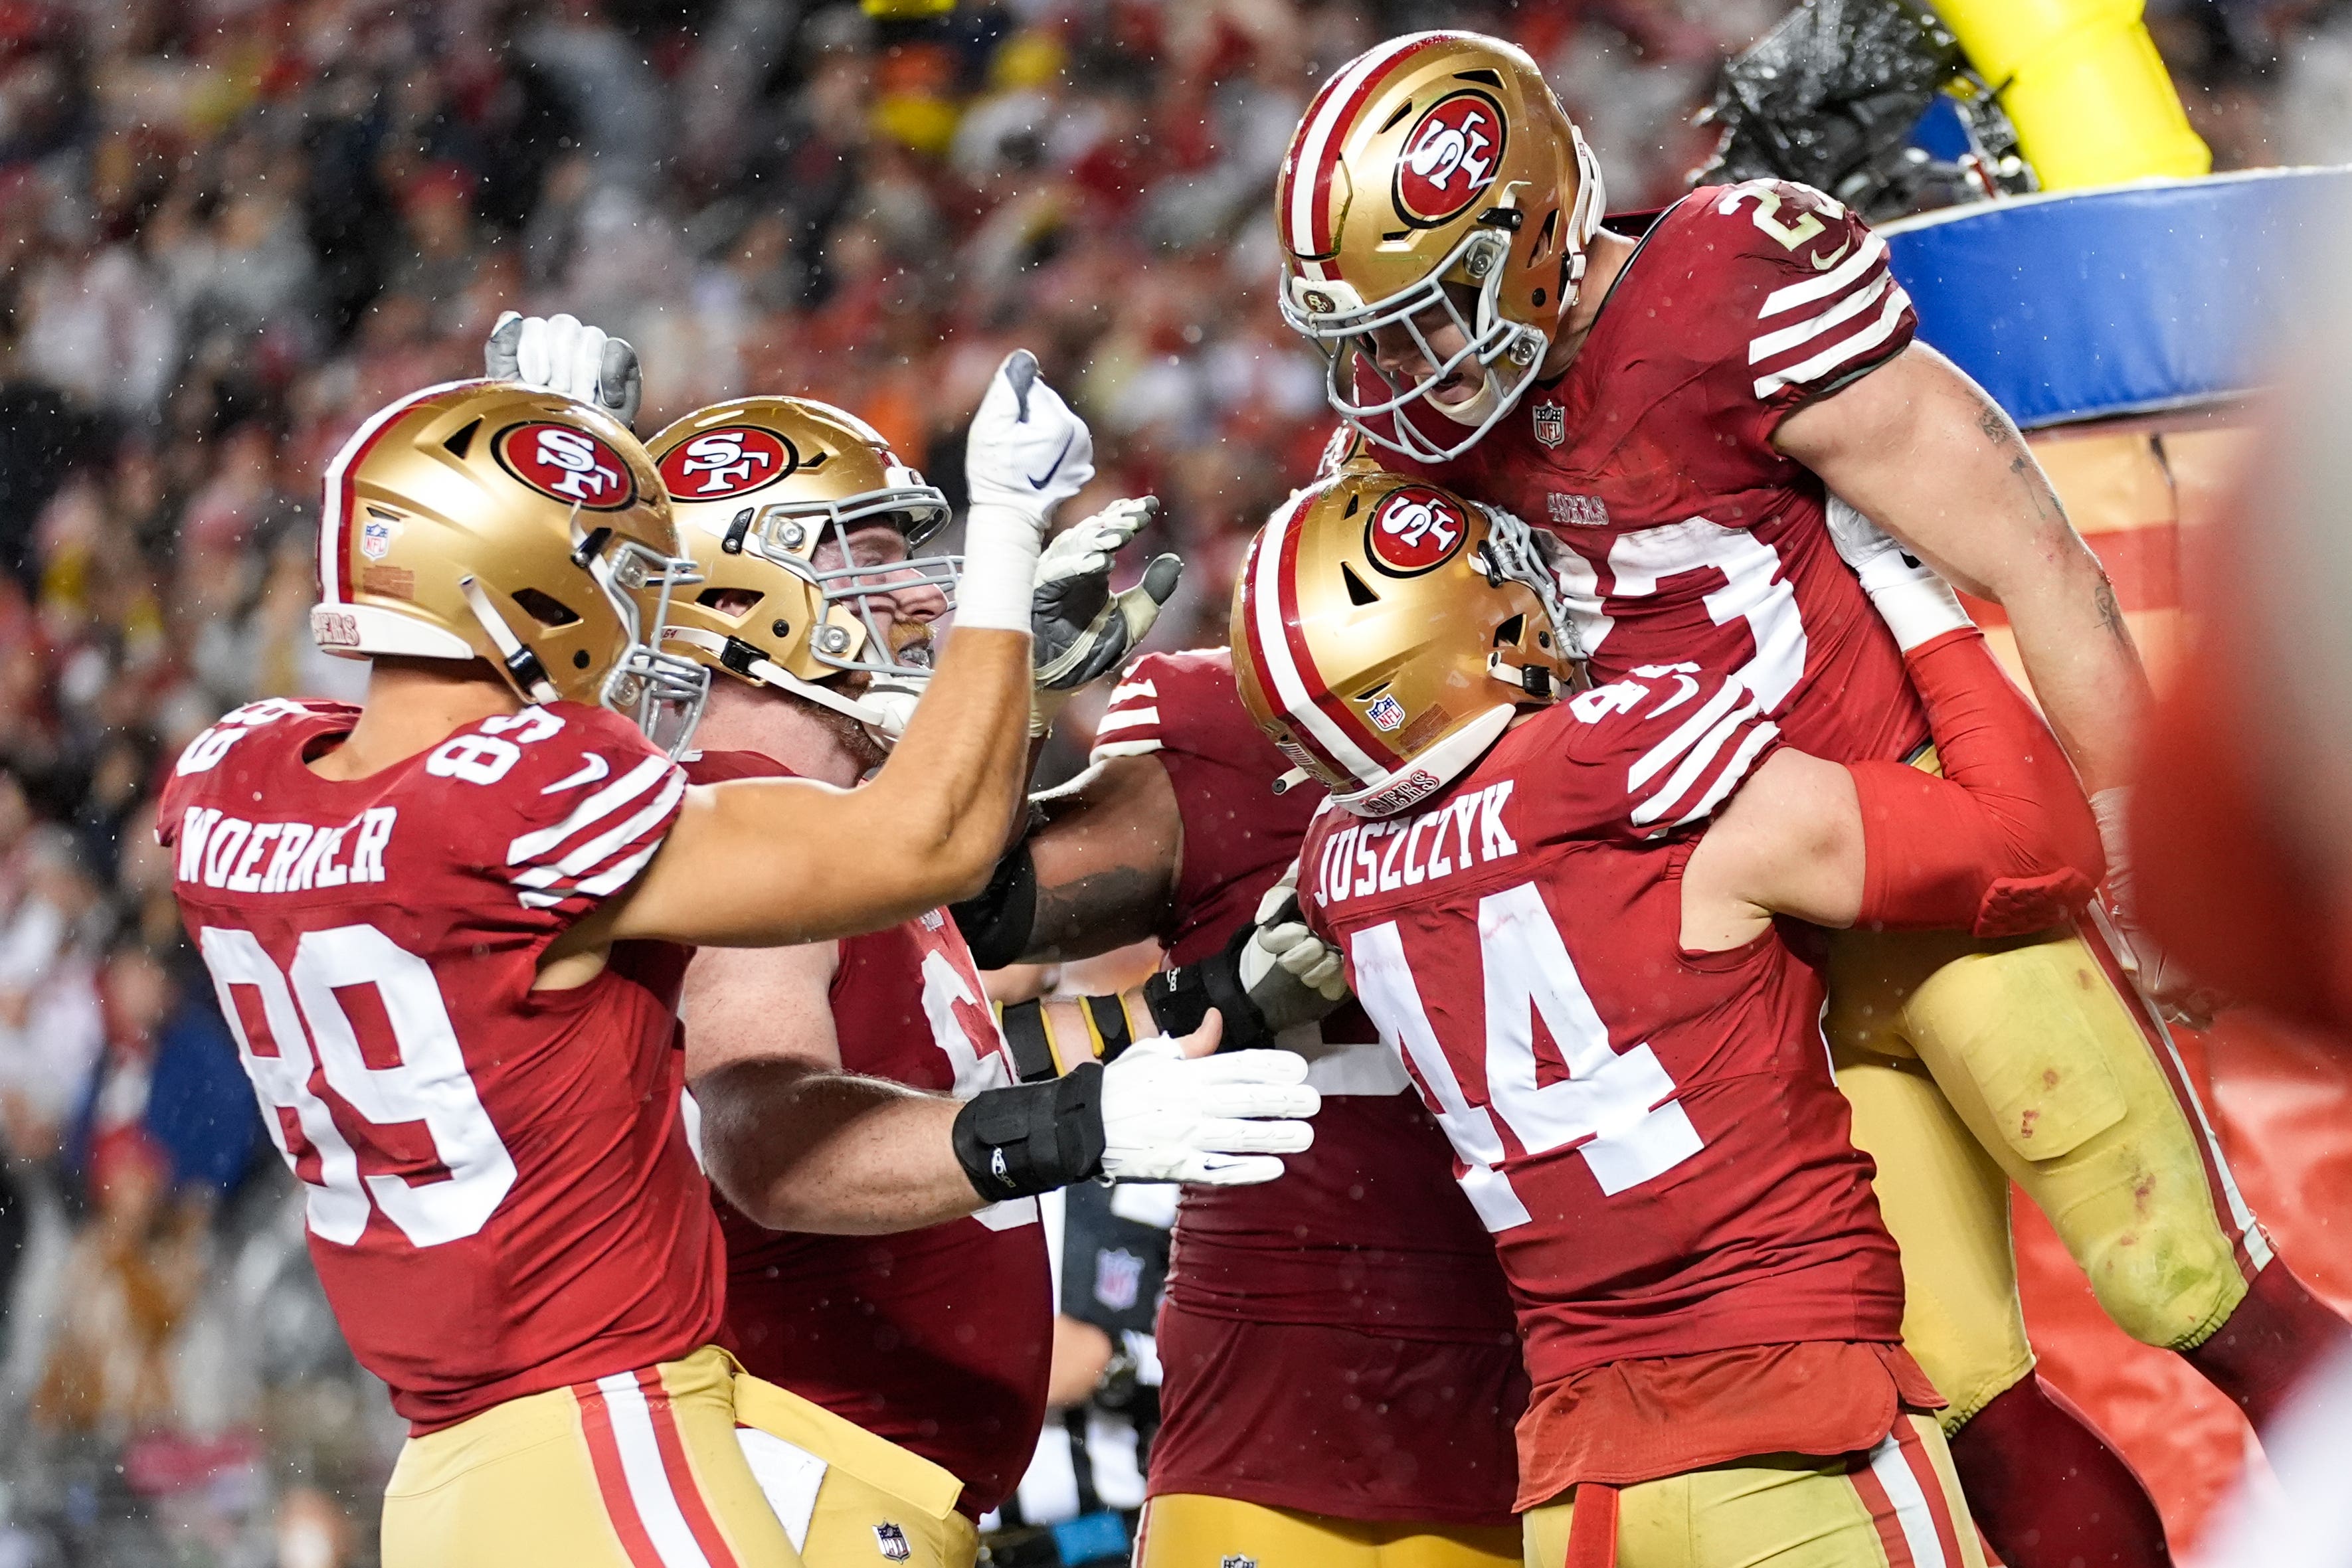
1315, 781, 1518, 907
174, 806, 397, 894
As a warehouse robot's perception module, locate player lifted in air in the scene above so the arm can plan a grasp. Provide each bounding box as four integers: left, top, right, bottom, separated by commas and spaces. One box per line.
164, 353, 1313, 1568
1243, 464, 2108, 1566
1271, 29, 2348, 1566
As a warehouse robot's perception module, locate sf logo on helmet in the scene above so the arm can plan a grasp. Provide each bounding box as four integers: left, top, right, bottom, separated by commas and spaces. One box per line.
658, 425, 793, 500
1367, 486, 1469, 576
495, 422, 640, 510
1394, 92, 1505, 226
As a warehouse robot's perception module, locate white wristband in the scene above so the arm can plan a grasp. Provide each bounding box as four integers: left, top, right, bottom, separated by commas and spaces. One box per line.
1858, 550, 1973, 653
956, 503, 1044, 634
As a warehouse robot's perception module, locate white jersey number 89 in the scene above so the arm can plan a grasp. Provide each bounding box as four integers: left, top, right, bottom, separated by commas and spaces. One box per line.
200, 923, 516, 1249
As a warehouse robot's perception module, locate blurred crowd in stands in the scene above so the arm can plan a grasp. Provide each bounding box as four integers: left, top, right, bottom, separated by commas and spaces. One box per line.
1, 0, 2349, 1561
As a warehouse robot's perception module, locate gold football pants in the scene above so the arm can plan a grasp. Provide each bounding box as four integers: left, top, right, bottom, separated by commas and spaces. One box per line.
727, 1373, 976, 1568
1825, 916, 2266, 1427
1138, 1494, 1523, 1568
381, 1346, 804, 1568
1521, 1416, 1981, 1568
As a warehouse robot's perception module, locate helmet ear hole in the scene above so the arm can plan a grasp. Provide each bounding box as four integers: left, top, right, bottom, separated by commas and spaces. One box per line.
512, 588, 582, 628
1493, 613, 1526, 646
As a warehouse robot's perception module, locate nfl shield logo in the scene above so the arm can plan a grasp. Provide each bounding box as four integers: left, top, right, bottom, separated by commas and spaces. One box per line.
873, 1522, 911, 1561
1531, 401, 1565, 448
1221, 1557, 1259, 1568
1366, 693, 1406, 733
1095, 1247, 1144, 1311
361, 517, 394, 560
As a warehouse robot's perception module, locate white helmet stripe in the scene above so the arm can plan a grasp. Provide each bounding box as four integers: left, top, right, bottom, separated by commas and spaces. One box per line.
318, 377, 480, 608
1286, 33, 1431, 268
1249, 492, 1386, 788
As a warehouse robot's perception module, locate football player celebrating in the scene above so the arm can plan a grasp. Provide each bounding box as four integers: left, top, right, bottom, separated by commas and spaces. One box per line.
163, 365, 1311, 1568
954, 637, 1529, 1568
1243, 466, 2106, 1565
1273, 31, 2347, 1563
630, 395, 1288, 1568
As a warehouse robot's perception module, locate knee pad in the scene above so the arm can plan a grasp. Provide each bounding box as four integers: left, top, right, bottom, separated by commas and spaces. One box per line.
1905, 931, 2247, 1349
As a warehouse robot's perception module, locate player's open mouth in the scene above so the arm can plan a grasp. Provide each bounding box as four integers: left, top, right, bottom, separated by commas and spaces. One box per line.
1427, 369, 1477, 406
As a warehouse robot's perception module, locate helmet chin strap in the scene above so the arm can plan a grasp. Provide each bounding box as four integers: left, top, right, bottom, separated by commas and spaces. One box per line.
460, 576, 561, 705
662, 626, 911, 744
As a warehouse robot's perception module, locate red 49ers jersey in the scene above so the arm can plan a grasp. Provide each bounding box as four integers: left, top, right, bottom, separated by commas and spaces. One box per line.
159, 699, 715, 1432
1358, 180, 1930, 770
1295, 672, 1906, 1395
653, 750, 1051, 1520
1096, 650, 1523, 1525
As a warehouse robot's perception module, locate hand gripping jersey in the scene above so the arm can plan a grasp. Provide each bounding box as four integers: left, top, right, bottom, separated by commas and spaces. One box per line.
159, 699, 715, 1432
1295, 674, 1930, 1504
1095, 649, 1524, 1525
632, 750, 1051, 1521
1354, 179, 1930, 769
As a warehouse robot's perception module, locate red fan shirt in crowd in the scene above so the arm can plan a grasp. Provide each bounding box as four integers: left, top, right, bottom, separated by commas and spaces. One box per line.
159, 698, 716, 1433
1095, 649, 1525, 1526
620, 748, 1051, 1521
1350, 179, 1930, 771
1294, 672, 1936, 1507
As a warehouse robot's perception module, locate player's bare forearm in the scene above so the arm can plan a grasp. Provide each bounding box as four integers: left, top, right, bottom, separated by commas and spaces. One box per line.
1020, 753, 1182, 962
694, 1057, 982, 1235
1777, 343, 2149, 792
603, 628, 1035, 946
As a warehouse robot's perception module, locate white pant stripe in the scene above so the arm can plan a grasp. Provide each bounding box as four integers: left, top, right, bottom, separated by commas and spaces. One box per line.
596, 1372, 715, 1568
1866, 1429, 1949, 1568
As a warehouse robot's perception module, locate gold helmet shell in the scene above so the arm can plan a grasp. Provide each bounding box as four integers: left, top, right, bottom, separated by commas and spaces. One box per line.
312, 379, 709, 752
644, 398, 955, 728
1230, 462, 1576, 818
1275, 31, 1603, 462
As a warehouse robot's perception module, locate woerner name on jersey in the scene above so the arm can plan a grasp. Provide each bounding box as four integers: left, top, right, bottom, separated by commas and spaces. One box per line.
173, 806, 398, 894
1313, 780, 1521, 907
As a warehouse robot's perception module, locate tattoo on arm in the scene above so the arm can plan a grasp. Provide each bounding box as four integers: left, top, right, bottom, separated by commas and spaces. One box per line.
1977, 398, 2013, 445
2094, 574, 2128, 642
1027, 863, 1171, 962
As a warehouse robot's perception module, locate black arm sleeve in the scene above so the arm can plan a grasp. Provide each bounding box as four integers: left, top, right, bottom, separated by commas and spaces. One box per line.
949, 842, 1038, 970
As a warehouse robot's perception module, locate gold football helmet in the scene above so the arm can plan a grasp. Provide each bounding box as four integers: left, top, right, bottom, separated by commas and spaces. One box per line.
1275, 31, 1603, 462
644, 397, 955, 735
1230, 462, 1577, 818
313, 379, 709, 752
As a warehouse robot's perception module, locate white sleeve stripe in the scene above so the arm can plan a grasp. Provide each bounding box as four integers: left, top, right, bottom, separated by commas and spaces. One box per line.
1670, 723, 1779, 828
572, 840, 663, 899
1627, 677, 1747, 791
1631, 696, 1763, 827
1089, 738, 1166, 760
1752, 287, 1912, 400
1749, 272, 1892, 363
506, 754, 672, 864
1094, 707, 1160, 734
1757, 232, 1887, 317
538, 770, 685, 880
517, 838, 668, 909
1107, 678, 1158, 703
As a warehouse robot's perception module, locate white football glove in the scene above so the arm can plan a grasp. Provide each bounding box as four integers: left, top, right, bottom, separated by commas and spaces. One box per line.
1030, 497, 1183, 737
486, 311, 644, 431
1825, 495, 1971, 653
1099, 1036, 1318, 1186
1237, 861, 1349, 1031
966, 349, 1096, 520
958, 350, 1094, 634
